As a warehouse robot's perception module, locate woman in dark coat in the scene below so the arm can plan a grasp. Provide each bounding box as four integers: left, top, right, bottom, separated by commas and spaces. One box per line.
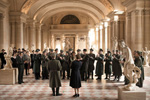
95, 49, 104, 80
70, 55, 82, 97
11, 51, 18, 68
104, 51, 112, 80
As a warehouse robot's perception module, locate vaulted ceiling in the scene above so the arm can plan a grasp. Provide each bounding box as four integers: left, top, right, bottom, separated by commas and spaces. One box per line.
8, 0, 125, 24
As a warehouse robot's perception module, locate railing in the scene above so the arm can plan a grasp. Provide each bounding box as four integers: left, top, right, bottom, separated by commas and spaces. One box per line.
50, 24, 91, 29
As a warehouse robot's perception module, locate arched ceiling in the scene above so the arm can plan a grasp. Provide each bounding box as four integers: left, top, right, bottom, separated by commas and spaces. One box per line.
21, 0, 114, 24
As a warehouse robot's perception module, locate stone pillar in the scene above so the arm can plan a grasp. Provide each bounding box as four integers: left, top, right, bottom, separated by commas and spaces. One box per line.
23, 23, 27, 49
10, 22, 16, 47
99, 25, 103, 49
75, 34, 79, 52
104, 22, 108, 53
61, 34, 65, 50
28, 19, 36, 50
51, 34, 54, 49
36, 23, 42, 50
15, 20, 24, 49
0, 14, 4, 50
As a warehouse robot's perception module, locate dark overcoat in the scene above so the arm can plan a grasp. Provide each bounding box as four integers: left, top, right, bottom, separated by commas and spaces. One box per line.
88, 53, 95, 72
104, 56, 112, 74
48, 59, 62, 88
33, 54, 41, 73
95, 54, 104, 76
70, 60, 82, 88
112, 54, 122, 76
134, 56, 144, 87
81, 54, 89, 72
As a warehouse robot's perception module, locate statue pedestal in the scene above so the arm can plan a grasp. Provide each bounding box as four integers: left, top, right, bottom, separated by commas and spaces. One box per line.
118, 86, 146, 100
14, 68, 18, 83
0, 69, 16, 85
144, 66, 150, 77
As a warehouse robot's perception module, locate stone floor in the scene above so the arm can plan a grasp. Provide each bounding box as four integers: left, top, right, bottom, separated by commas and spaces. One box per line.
0, 72, 150, 100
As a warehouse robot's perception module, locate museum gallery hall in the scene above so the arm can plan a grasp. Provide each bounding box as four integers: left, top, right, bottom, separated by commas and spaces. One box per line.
0, 0, 150, 100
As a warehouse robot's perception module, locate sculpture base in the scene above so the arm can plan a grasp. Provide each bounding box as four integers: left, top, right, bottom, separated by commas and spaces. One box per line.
0, 69, 16, 85
118, 86, 146, 100
144, 66, 150, 76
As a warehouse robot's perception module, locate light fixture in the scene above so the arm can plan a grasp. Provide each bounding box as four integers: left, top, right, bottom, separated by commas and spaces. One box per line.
114, 15, 119, 21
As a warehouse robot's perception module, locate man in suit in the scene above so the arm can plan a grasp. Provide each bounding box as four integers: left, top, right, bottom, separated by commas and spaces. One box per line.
0, 49, 6, 69
48, 53, 62, 96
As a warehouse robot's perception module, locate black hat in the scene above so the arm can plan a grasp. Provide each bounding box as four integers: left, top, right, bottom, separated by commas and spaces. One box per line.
116, 50, 119, 52
60, 50, 64, 53
108, 51, 111, 53
83, 49, 87, 52
77, 49, 81, 52
100, 49, 103, 51
55, 48, 58, 51
1, 49, 5, 51
136, 51, 141, 56
90, 48, 94, 51
66, 51, 69, 53
69, 48, 73, 51
18, 48, 21, 50
22, 48, 25, 51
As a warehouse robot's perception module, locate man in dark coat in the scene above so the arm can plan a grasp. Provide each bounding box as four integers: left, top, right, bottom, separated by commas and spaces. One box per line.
112, 50, 122, 81
48, 53, 62, 96
95, 49, 104, 80
104, 51, 112, 80
88, 48, 95, 79
47, 49, 54, 60
81, 49, 89, 81
30, 50, 35, 72
16, 52, 24, 84
62, 51, 69, 79
0, 49, 6, 69
33, 49, 41, 80
41, 50, 49, 80
68, 49, 73, 79
134, 51, 144, 87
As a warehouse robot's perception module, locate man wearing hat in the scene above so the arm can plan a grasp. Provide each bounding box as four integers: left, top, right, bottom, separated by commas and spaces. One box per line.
55, 48, 59, 60
76, 49, 82, 57
88, 48, 95, 79
67, 48, 73, 79
112, 50, 122, 82
47, 49, 53, 60
80, 49, 89, 81
33, 49, 41, 80
48, 53, 62, 96
0, 49, 6, 69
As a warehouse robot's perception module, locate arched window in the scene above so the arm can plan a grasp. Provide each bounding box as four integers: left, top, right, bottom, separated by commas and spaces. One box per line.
60, 15, 80, 24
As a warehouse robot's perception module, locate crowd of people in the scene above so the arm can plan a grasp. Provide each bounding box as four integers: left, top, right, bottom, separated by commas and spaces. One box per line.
0, 47, 145, 97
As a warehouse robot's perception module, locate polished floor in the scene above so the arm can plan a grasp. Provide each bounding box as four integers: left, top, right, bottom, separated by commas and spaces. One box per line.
0, 71, 150, 100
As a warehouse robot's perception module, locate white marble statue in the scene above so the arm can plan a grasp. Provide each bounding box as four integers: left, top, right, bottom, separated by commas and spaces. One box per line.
112, 36, 118, 52
143, 47, 150, 67
119, 40, 141, 91
44, 43, 47, 50
4, 47, 13, 69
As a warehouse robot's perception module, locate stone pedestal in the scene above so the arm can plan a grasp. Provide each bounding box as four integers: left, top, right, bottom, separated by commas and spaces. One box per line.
118, 86, 146, 100
14, 68, 18, 83
144, 66, 150, 77
0, 69, 16, 85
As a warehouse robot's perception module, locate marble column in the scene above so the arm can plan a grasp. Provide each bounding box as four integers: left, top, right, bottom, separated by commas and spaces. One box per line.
15, 21, 23, 49
75, 34, 79, 51
61, 34, 65, 50
10, 21, 16, 47
36, 23, 42, 50
51, 34, 54, 49
28, 20, 36, 50
0, 14, 4, 50
99, 25, 103, 49
104, 22, 108, 53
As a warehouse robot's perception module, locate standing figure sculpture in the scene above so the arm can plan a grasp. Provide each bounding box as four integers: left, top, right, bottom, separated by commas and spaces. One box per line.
119, 40, 141, 91
44, 43, 47, 50
4, 47, 13, 69
112, 36, 118, 52
143, 47, 150, 67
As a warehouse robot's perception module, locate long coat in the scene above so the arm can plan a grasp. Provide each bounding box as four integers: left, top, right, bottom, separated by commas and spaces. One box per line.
41, 54, 49, 68
95, 54, 104, 76
70, 60, 82, 88
112, 54, 122, 76
134, 56, 144, 87
81, 54, 89, 72
104, 56, 112, 74
48, 59, 62, 88
62, 55, 69, 70
88, 53, 95, 72
33, 54, 41, 73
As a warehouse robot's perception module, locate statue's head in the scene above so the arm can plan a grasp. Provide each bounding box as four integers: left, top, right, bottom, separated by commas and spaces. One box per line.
119, 39, 126, 48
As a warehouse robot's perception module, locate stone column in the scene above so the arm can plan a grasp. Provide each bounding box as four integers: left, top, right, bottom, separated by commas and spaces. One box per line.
99, 25, 103, 49
0, 14, 4, 50
51, 34, 54, 49
15, 20, 24, 49
61, 34, 65, 50
36, 23, 42, 50
28, 19, 36, 50
10, 21, 16, 47
75, 34, 79, 51
104, 22, 108, 53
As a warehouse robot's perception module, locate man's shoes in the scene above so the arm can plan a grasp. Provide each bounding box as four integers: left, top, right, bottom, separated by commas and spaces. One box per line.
52, 94, 55, 96
56, 93, 62, 96
73, 94, 77, 97
77, 94, 79, 97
